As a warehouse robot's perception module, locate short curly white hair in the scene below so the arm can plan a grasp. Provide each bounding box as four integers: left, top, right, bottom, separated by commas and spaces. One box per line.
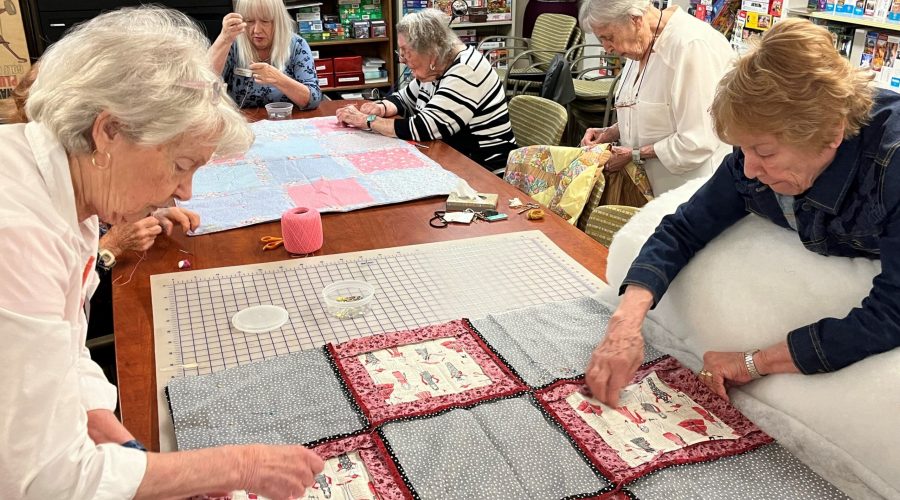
26, 6, 253, 156
580, 0, 651, 29
397, 9, 461, 65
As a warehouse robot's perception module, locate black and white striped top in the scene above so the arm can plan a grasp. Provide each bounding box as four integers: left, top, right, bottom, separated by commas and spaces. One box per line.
386, 46, 517, 169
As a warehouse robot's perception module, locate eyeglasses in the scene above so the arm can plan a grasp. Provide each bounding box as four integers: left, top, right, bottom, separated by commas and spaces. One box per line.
177, 79, 225, 105
394, 49, 410, 62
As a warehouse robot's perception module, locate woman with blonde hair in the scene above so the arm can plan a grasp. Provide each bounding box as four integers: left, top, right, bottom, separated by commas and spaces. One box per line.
0, 7, 323, 498
210, 0, 321, 109
584, 19, 900, 407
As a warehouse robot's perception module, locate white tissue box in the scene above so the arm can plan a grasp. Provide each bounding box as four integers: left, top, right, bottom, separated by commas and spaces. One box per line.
446, 192, 498, 212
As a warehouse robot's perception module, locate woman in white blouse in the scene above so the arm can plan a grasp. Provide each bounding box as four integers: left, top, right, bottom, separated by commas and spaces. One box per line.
0, 7, 323, 499
580, 0, 735, 195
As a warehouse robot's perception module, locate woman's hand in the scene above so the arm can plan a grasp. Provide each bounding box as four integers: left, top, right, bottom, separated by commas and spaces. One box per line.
605, 146, 633, 173
359, 101, 386, 117
336, 105, 369, 129
249, 62, 286, 87
236, 444, 325, 499
581, 127, 612, 147
698, 341, 799, 402
153, 207, 200, 235
219, 13, 245, 45
102, 217, 164, 255
585, 286, 654, 406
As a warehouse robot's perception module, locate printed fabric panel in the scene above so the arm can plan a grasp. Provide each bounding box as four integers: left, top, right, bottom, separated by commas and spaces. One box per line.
329, 319, 526, 425
379, 395, 613, 500
535, 356, 773, 486
166, 347, 366, 450
470, 296, 665, 388
504, 145, 609, 223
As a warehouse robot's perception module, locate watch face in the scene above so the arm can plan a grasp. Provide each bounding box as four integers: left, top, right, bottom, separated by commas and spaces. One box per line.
98, 250, 116, 268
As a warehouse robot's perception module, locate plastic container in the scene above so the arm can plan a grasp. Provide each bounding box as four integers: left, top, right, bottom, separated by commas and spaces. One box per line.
265, 102, 294, 120
231, 305, 289, 334
322, 280, 375, 319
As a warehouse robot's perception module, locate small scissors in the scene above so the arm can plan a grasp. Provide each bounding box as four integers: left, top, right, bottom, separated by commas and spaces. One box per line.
260, 235, 285, 250
517, 203, 541, 214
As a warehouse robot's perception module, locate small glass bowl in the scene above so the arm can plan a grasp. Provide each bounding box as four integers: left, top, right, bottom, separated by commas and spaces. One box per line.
322, 280, 375, 320
265, 102, 293, 120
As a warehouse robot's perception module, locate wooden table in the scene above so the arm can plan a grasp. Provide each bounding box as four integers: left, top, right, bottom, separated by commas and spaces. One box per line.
114, 100, 609, 451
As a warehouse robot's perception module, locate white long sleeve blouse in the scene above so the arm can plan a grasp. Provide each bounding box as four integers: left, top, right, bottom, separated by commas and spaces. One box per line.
615, 7, 736, 195
0, 122, 146, 499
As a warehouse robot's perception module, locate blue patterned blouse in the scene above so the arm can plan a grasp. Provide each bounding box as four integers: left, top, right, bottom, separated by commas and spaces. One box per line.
223, 34, 322, 109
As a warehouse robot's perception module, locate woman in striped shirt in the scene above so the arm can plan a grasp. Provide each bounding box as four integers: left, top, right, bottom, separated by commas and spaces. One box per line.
336, 9, 517, 170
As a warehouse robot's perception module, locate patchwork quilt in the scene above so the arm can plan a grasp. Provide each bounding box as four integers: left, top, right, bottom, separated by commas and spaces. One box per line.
167, 297, 848, 499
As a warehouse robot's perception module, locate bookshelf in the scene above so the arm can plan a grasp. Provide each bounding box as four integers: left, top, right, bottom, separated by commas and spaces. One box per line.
787, 8, 900, 31
291, 0, 395, 96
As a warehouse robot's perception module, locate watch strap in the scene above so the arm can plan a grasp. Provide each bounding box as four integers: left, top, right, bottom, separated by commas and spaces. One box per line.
744, 349, 764, 379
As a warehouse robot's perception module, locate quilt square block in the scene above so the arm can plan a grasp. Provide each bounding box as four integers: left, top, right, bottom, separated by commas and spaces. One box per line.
329, 319, 526, 425
378, 396, 613, 500
535, 356, 773, 486
166, 347, 367, 450
346, 148, 426, 174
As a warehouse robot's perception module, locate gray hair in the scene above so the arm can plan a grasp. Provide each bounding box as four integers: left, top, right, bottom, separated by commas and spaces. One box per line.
234, 0, 296, 72
580, 0, 650, 28
26, 6, 252, 156
397, 9, 461, 64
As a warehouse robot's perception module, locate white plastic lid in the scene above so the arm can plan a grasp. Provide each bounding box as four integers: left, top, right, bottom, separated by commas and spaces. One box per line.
231, 305, 289, 334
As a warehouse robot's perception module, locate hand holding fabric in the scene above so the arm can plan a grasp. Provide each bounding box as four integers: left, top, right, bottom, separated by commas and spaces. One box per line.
581, 127, 613, 147
336, 104, 368, 129
604, 146, 632, 173
236, 444, 325, 499
358, 101, 385, 117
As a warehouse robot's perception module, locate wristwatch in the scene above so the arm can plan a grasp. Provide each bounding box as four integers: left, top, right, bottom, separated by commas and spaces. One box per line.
365, 114, 377, 130
97, 248, 117, 271
632, 148, 645, 166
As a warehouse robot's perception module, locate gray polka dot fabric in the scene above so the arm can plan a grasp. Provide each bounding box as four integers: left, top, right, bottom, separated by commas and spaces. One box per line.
471, 296, 665, 387
380, 395, 611, 499
625, 443, 849, 499
167, 347, 365, 450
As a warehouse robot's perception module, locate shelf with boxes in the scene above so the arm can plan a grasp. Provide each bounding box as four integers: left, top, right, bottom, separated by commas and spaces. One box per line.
288, 0, 394, 94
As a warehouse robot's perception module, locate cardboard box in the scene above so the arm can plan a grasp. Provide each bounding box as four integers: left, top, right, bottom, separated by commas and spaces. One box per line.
318, 73, 335, 88
314, 58, 334, 74
335, 71, 365, 87
741, 0, 771, 13
334, 56, 363, 73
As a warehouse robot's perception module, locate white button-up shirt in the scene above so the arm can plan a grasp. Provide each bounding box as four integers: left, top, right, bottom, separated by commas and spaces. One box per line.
615, 7, 736, 195
0, 122, 146, 499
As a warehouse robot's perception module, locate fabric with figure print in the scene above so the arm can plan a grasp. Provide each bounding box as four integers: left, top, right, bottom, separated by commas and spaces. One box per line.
223, 33, 322, 109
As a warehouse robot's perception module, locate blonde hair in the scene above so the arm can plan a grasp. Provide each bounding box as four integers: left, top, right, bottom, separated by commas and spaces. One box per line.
25, 6, 252, 157
711, 18, 875, 151
234, 0, 296, 72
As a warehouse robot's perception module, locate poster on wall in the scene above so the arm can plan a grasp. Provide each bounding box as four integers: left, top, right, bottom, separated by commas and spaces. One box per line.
0, 0, 31, 101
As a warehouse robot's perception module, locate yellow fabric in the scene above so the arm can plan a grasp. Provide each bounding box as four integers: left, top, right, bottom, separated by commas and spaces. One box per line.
504, 145, 610, 224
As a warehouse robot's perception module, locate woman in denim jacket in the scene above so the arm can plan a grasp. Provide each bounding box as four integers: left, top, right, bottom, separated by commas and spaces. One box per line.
586, 18, 900, 405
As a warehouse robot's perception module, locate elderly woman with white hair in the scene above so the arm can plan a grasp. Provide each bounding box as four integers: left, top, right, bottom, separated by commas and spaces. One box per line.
579, 0, 734, 195
0, 7, 323, 499
210, 0, 321, 109
336, 9, 517, 170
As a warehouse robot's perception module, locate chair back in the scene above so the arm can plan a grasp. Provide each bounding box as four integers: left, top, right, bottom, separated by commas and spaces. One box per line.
508, 95, 569, 147
530, 14, 578, 69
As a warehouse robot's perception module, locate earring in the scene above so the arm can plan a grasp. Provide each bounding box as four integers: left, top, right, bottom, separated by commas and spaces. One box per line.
91, 150, 111, 170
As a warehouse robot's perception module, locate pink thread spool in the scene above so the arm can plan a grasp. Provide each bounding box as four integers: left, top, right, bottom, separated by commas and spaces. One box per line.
281, 207, 323, 254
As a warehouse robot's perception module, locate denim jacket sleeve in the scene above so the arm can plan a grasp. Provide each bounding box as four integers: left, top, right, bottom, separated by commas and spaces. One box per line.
787, 157, 900, 374
621, 152, 749, 306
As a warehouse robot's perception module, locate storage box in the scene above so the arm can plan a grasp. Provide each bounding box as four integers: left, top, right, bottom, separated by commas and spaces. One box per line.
446, 192, 499, 212
314, 58, 334, 74
741, 0, 770, 13
351, 20, 371, 38
334, 56, 363, 73
370, 19, 387, 38
318, 72, 335, 88
335, 71, 365, 86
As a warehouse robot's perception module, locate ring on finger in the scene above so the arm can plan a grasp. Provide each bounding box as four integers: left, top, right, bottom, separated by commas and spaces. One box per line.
699, 369, 713, 378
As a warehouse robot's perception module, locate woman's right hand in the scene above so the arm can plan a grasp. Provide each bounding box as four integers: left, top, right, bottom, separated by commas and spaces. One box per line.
237, 444, 325, 499
358, 101, 385, 117
581, 127, 610, 147
219, 13, 245, 44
